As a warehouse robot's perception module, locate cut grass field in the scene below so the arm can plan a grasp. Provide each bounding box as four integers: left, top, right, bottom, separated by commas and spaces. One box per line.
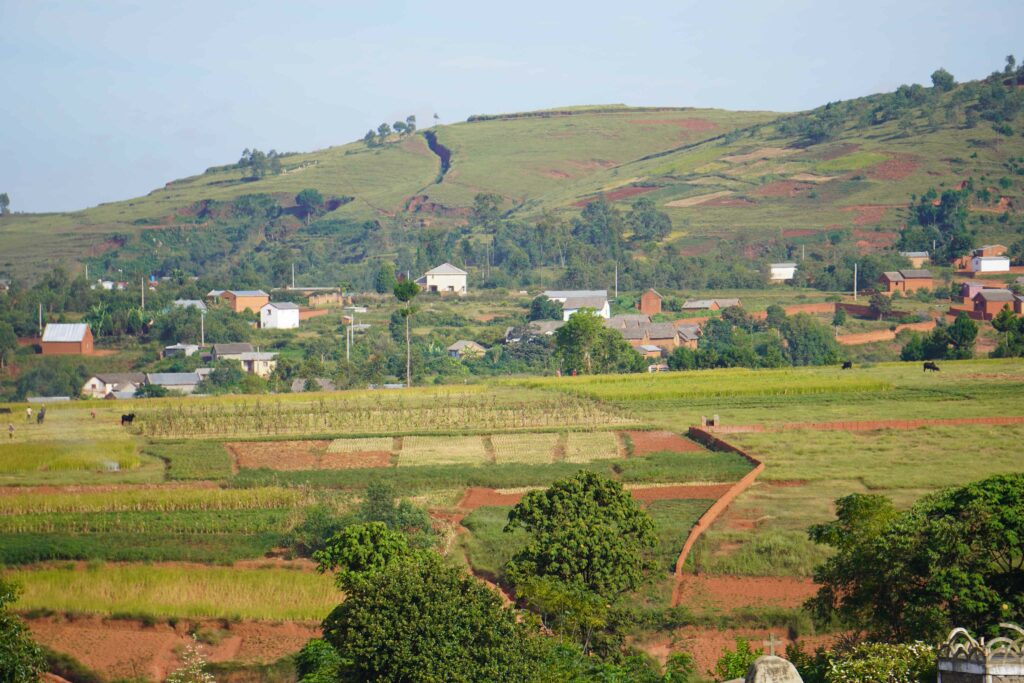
490, 432, 560, 465
398, 435, 488, 467
0, 486, 308, 514
8, 565, 338, 621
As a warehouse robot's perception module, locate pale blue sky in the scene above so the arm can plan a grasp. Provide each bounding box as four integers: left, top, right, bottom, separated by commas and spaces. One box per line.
1, 0, 1021, 212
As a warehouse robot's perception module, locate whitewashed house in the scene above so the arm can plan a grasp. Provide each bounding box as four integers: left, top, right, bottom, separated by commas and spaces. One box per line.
260, 302, 300, 329
972, 255, 1010, 273
542, 290, 611, 320
769, 263, 797, 282
81, 373, 147, 399
416, 263, 468, 295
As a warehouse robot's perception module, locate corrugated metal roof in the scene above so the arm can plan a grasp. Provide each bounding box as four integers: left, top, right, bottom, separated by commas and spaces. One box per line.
975, 289, 1015, 301
647, 323, 678, 340
563, 296, 607, 310
173, 299, 207, 311
41, 323, 89, 342
448, 340, 485, 352
899, 251, 929, 258
238, 352, 278, 361
264, 301, 300, 310
94, 373, 146, 385
543, 289, 607, 300
147, 372, 201, 386
682, 299, 716, 309
228, 290, 269, 297
639, 345, 662, 352
881, 271, 905, 282
424, 263, 467, 276
900, 269, 933, 279
212, 343, 254, 355
974, 256, 1009, 261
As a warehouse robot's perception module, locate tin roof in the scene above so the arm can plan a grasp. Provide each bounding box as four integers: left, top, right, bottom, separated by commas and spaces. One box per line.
147, 372, 201, 386
228, 290, 269, 297
264, 301, 300, 310
563, 296, 608, 310
974, 289, 1015, 302
423, 263, 467, 276
900, 269, 933, 279
41, 323, 89, 343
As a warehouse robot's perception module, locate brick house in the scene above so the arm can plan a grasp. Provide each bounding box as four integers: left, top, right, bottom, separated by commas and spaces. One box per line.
638, 289, 662, 316
973, 289, 1017, 319
40, 323, 94, 355
879, 270, 933, 295
218, 290, 270, 313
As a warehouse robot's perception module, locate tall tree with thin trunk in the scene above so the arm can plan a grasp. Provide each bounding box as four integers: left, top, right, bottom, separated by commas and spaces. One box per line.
393, 281, 419, 387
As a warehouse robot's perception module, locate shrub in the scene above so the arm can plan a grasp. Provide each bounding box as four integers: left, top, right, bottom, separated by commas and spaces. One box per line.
712, 637, 763, 680
825, 642, 935, 683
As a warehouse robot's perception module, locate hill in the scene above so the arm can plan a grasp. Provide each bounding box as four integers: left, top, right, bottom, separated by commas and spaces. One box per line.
1, 63, 1022, 285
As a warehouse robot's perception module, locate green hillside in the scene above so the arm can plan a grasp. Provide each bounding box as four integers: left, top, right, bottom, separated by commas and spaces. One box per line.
1, 65, 1023, 284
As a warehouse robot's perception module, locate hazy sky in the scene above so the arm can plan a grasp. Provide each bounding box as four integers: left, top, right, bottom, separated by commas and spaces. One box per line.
2, 0, 1021, 213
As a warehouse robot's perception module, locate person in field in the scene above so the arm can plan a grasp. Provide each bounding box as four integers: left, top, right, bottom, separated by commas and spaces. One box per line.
7, 423, 13, 439
25, 407, 31, 422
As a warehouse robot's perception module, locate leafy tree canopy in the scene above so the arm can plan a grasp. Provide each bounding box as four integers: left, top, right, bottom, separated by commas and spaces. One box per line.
0, 578, 45, 683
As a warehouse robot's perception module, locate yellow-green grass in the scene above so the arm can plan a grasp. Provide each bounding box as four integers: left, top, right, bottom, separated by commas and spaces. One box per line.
564, 431, 620, 463
8, 565, 338, 621
0, 439, 140, 473
326, 437, 395, 453
397, 436, 488, 467
490, 432, 560, 465
0, 486, 309, 515
729, 423, 1024, 489
813, 151, 889, 174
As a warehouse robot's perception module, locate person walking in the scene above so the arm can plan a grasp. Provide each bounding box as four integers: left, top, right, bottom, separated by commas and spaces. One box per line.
7, 423, 13, 440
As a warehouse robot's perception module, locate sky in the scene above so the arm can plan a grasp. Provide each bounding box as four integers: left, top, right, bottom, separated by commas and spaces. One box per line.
1, 0, 1022, 213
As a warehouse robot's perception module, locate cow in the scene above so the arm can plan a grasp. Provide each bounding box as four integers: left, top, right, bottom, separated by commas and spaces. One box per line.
923, 361, 940, 372
36, 407, 45, 425
121, 413, 136, 426
0, 407, 10, 414
841, 361, 853, 370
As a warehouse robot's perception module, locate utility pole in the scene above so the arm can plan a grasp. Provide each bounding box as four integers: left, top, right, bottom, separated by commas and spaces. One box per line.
38, 303, 42, 337
291, 263, 295, 289
85, 263, 89, 280
140, 278, 145, 310
200, 311, 205, 346
614, 262, 618, 298
801, 244, 805, 261
853, 262, 858, 301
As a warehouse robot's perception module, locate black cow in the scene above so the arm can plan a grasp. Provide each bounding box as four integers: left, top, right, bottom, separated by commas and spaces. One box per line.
923, 361, 940, 372
121, 413, 136, 426
841, 361, 853, 370
0, 407, 11, 414
36, 407, 45, 424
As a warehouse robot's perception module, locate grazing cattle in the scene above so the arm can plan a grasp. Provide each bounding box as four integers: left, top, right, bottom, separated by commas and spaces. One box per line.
923, 361, 940, 372
0, 407, 10, 414
121, 413, 135, 426
36, 408, 45, 424
841, 361, 853, 370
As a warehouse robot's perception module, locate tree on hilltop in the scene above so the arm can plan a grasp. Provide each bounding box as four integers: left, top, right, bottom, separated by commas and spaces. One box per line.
0, 193, 9, 215
295, 188, 325, 224
931, 67, 956, 92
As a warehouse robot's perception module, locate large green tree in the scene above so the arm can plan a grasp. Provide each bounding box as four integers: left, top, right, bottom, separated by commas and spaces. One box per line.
0, 193, 9, 215
554, 311, 644, 374
504, 471, 655, 599
0, 321, 17, 370
321, 553, 541, 682
373, 262, 397, 295
0, 578, 45, 683
808, 474, 1024, 641
296, 189, 325, 225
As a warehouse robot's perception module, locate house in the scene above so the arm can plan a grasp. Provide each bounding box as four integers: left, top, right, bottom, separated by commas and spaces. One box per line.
769, 263, 797, 282
211, 342, 255, 360
447, 340, 487, 359
173, 299, 207, 312
638, 344, 664, 360
972, 289, 1016, 318
260, 302, 300, 329
415, 263, 468, 295
237, 351, 278, 378
975, 244, 1008, 257
290, 377, 338, 392
972, 255, 1010, 274
899, 251, 930, 269
40, 323, 94, 355
646, 322, 682, 351
676, 324, 701, 350
147, 372, 203, 395
218, 290, 270, 313
1016, 295, 1024, 316
543, 290, 610, 320
82, 373, 147, 399
163, 343, 200, 358
638, 289, 663, 316
682, 298, 741, 311
878, 270, 934, 295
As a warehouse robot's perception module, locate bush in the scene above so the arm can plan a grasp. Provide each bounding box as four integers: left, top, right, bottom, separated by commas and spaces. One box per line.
825, 642, 935, 683
712, 638, 763, 680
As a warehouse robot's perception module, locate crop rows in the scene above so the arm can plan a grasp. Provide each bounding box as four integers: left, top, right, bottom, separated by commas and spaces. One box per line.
135, 394, 632, 438
0, 486, 307, 515
0, 509, 291, 535
0, 440, 141, 473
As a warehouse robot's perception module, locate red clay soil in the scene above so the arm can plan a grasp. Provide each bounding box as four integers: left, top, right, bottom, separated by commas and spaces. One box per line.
638, 628, 839, 675
573, 186, 656, 207
228, 441, 328, 471
626, 431, 704, 455
631, 484, 731, 502
866, 153, 918, 181
674, 575, 818, 612
27, 616, 319, 682
752, 181, 813, 198
631, 118, 718, 130
319, 450, 391, 469
458, 487, 525, 509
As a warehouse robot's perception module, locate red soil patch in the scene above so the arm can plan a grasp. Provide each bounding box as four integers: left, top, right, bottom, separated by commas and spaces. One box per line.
752, 180, 812, 198
782, 228, 818, 238
677, 242, 715, 257
228, 441, 328, 471
320, 450, 391, 469
626, 430, 703, 455
866, 153, 918, 181
839, 204, 899, 225
631, 118, 718, 130
543, 169, 572, 179
638, 628, 839, 675
86, 237, 126, 257
27, 616, 319, 682
675, 575, 817, 612
458, 487, 524, 509
573, 185, 656, 207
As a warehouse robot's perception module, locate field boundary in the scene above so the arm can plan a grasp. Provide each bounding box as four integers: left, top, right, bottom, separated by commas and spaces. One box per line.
671, 428, 764, 607
705, 415, 1024, 434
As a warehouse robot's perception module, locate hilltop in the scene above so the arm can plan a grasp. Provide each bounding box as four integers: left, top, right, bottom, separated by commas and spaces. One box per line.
0, 63, 1022, 285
